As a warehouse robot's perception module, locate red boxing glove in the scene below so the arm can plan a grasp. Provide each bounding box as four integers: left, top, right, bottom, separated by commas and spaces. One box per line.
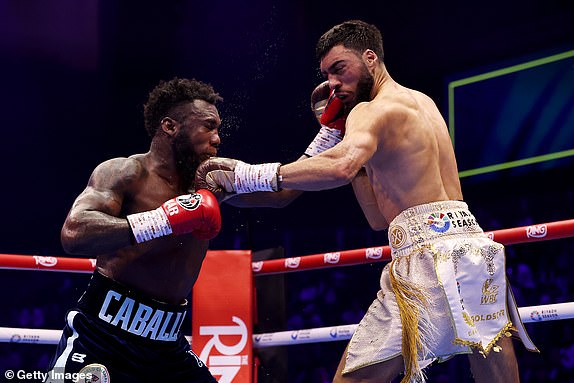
127, 189, 221, 243
306, 83, 347, 157
320, 90, 346, 134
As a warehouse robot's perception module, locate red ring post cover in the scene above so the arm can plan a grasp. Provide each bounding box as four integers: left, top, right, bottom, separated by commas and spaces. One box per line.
192, 250, 254, 383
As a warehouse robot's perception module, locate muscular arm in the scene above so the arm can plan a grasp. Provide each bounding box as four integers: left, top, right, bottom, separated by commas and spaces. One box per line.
352, 168, 388, 230
61, 158, 138, 256
279, 102, 377, 191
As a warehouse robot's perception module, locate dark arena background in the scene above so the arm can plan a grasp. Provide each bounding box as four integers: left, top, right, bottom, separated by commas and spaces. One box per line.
1, 1, 574, 382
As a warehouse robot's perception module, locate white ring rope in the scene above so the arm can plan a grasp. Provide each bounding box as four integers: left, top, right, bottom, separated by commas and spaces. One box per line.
2, 302, 573, 348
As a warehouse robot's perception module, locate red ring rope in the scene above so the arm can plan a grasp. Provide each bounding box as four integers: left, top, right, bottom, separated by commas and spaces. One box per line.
0, 219, 572, 275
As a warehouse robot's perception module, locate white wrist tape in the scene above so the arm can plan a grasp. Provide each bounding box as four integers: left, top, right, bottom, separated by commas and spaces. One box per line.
234, 161, 281, 193
127, 207, 172, 244
304, 125, 343, 157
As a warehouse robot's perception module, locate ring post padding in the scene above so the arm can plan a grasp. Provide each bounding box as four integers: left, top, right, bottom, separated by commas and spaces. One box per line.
192, 250, 255, 383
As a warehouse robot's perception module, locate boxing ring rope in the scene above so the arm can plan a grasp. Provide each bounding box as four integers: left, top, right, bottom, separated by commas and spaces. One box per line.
1, 218, 574, 347
252, 219, 574, 275
1, 219, 571, 274
2, 301, 574, 347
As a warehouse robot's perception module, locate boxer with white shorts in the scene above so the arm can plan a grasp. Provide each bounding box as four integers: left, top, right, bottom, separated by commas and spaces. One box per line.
195, 20, 539, 383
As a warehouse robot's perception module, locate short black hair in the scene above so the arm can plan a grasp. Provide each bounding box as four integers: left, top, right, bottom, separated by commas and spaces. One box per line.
143, 77, 222, 137
316, 20, 384, 62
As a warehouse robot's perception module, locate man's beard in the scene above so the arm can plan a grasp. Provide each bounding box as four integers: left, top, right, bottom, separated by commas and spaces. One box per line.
173, 133, 203, 191
356, 65, 375, 104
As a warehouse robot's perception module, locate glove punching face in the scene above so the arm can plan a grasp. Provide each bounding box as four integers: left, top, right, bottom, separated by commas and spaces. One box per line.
320, 90, 346, 133
195, 158, 281, 202
305, 82, 348, 157
311, 81, 331, 124
194, 158, 239, 201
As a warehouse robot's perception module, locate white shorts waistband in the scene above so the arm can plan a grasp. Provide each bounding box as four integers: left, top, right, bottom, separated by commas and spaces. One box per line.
388, 201, 485, 257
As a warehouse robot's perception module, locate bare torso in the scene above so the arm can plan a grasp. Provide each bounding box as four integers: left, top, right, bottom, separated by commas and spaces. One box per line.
351, 82, 463, 223
279, 81, 462, 229
63, 153, 209, 304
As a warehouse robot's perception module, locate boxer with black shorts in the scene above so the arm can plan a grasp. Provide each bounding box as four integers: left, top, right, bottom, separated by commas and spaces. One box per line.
45, 77, 304, 383
45, 78, 225, 383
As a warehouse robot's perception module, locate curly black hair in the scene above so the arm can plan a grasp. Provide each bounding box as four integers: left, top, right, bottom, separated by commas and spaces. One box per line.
143, 77, 222, 137
316, 20, 384, 62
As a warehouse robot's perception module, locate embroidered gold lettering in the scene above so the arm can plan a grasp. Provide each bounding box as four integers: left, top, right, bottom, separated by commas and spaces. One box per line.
471, 309, 505, 322
480, 279, 499, 305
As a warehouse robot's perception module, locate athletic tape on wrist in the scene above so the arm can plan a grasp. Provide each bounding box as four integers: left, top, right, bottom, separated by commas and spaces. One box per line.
127, 207, 173, 243
305, 125, 343, 157
234, 161, 281, 193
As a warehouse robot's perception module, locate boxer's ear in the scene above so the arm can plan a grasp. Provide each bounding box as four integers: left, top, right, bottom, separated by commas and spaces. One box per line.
363, 49, 378, 69
161, 117, 177, 136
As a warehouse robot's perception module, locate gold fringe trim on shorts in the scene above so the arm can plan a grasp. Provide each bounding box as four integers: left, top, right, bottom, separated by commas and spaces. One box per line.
389, 256, 435, 383
453, 321, 514, 357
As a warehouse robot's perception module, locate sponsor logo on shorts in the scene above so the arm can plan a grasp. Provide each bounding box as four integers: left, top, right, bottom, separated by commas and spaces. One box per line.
285, 257, 301, 269
442, 210, 478, 230
324, 252, 340, 264
427, 212, 451, 233
469, 309, 506, 323
252, 261, 263, 272
365, 247, 384, 259
389, 225, 407, 249
176, 193, 202, 211
463, 312, 475, 328
526, 224, 547, 238
33, 256, 58, 267
480, 278, 499, 305
98, 289, 186, 341
79, 363, 110, 383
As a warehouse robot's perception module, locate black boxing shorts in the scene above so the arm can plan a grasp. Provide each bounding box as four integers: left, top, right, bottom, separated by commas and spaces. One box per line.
44, 270, 216, 383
